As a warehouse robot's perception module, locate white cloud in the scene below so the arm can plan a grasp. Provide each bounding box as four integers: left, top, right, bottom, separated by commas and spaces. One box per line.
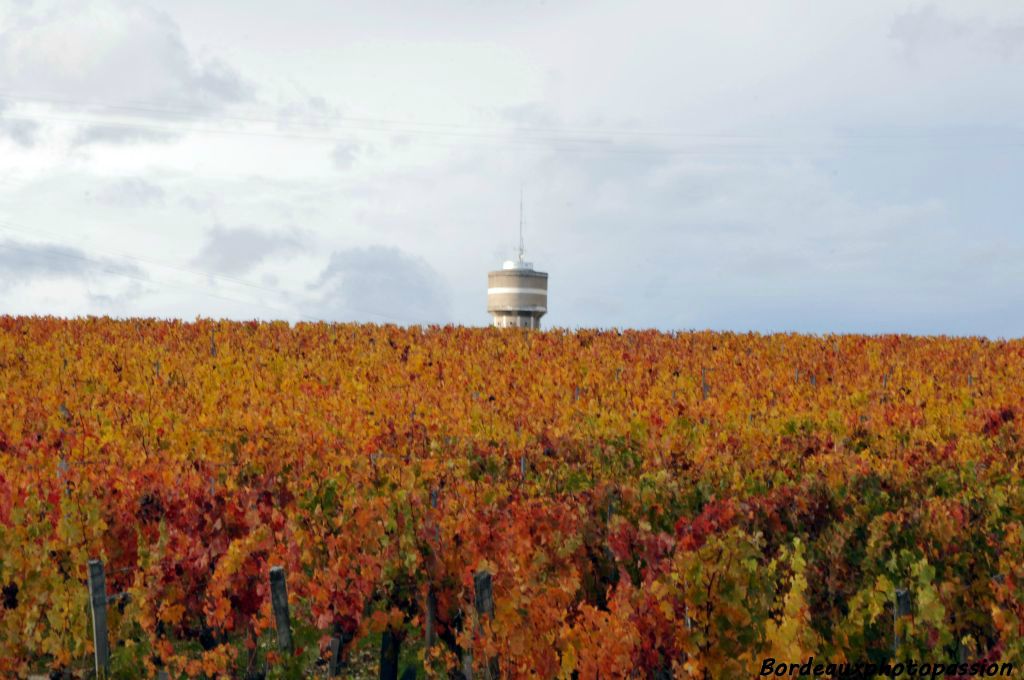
0, 0, 251, 114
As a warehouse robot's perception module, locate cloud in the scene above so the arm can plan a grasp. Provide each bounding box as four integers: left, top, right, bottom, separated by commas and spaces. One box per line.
890, 5, 1024, 60
0, 116, 38, 147
0, 0, 252, 117
277, 94, 341, 130
993, 24, 1024, 58
332, 141, 367, 170
331, 143, 358, 169
0, 100, 39, 147
490, 144, 965, 332
93, 177, 165, 206
311, 246, 451, 324
499, 102, 560, 129
191, 225, 306, 275
0, 238, 144, 289
0, 1, 1022, 334
890, 5, 971, 58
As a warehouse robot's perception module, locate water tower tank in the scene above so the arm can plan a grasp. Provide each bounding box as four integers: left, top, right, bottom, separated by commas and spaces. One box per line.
487, 258, 548, 329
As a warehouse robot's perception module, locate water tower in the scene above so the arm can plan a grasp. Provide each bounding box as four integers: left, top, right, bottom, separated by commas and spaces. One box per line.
487, 195, 548, 329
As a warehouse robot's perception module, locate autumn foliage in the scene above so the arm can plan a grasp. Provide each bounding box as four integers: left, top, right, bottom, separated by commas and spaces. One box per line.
1, 317, 1023, 677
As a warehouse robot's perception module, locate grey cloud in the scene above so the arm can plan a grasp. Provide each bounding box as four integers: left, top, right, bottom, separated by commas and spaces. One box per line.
0, 101, 39, 147
0, 238, 144, 288
277, 95, 341, 130
188, 58, 251, 108
499, 102, 560, 129
332, 142, 367, 170
890, 5, 970, 57
332, 143, 357, 169
72, 124, 178, 147
86, 280, 147, 308
496, 146, 962, 331
0, 117, 38, 147
192, 225, 306, 275
0, 0, 252, 122
311, 246, 451, 324
993, 25, 1024, 57
180, 193, 219, 214
890, 5, 1024, 60
94, 177, 165, 206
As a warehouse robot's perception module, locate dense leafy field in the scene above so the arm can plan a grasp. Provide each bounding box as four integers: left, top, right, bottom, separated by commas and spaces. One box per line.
1, 317, 1022, 678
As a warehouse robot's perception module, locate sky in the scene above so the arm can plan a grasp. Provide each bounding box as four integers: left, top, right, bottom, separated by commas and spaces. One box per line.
0, 0, 1022, 335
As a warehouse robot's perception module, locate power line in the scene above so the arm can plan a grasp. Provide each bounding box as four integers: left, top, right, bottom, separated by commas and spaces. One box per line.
3, 111, 700, 156
0, 94, 675, 151
0, 90, 786, 140
2, 91, 1022, 151
4, 111, 634, 155
14, 109, 1007, 163
5, 92, 1017, 158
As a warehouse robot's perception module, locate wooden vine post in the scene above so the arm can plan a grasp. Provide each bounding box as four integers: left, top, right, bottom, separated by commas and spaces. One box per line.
893, 588, 912, 652
379, 627, 401, 680
87, 559, 110, 678
327, 635, 344, 677
474, 570, 499, 680
424, 588, 438, 650
269, 566, 293, 655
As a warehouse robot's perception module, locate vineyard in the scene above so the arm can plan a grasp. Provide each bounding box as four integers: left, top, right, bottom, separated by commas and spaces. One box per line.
1, 317, 1023, 678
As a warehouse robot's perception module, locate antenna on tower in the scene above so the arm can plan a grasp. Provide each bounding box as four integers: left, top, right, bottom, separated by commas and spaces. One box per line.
517, 186, 525, 264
